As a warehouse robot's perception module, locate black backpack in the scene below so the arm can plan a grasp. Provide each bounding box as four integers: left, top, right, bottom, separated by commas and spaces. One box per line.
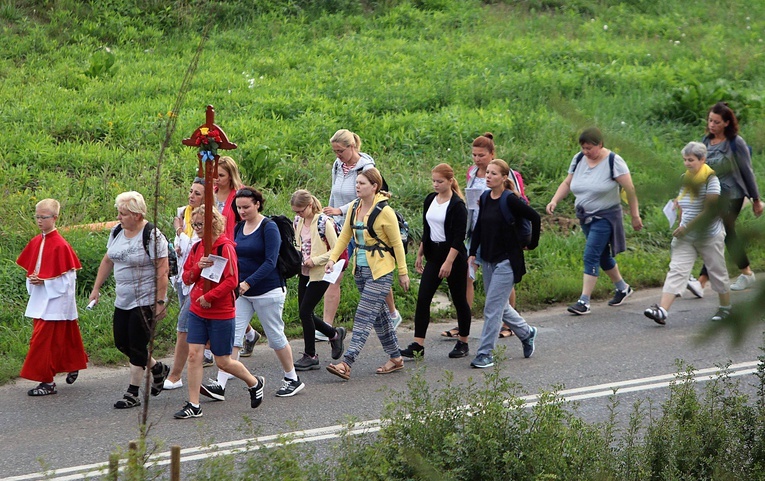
348, 199, 410, 256
236, 216, 302, 281
112, 222, 178, 278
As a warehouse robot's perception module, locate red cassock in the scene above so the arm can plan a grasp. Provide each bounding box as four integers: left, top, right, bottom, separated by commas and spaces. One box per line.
16, 230, 88, 383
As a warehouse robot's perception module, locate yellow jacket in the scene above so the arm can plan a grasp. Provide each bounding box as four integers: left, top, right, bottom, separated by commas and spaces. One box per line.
330, 193, 408, 280
294, 213, 338, 282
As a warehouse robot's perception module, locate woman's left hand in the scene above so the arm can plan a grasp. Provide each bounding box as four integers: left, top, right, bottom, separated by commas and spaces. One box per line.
303, 257, 315, 268
631, 215, 643, 231
672, 225, 686, 238
753, 199, 764, 218
399, 274, 410, 292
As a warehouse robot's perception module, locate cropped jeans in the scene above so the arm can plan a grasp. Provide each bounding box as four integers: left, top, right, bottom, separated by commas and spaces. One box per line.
581, 217, 616, 277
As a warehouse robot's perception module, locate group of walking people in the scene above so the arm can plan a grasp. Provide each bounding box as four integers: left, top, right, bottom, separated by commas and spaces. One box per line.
15, 101, 761, 419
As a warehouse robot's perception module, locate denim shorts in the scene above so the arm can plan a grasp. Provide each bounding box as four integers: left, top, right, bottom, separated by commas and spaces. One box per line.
186, 311, 235, 356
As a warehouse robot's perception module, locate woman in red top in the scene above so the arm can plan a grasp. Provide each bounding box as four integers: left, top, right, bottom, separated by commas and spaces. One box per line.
174, 206, 264, 419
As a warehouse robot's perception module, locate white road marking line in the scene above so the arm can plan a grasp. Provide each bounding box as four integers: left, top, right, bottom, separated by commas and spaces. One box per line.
4, 361, 758, 481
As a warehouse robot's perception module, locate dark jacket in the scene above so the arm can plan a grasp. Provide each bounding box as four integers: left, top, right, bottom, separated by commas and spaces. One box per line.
422, 192, 468, 260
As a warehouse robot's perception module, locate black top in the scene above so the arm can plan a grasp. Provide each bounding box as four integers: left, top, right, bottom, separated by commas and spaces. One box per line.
422, 192, 468, 260
469, 191, 540, 283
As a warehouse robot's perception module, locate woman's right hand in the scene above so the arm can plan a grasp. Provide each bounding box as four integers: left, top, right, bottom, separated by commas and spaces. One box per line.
88, 289, 99, 304
325, 260, 335, 273
415, 255, 424, 274
545, 201, 557, 215
322, 207, 342, 216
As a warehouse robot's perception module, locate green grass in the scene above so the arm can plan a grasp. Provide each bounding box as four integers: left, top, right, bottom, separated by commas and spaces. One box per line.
2, 0, 765, 376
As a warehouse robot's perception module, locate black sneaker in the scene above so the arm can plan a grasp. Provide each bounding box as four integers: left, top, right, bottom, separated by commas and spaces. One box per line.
174, 402, 202, 419
710, 307, 731, 322
329, 327, 347, 360
200, 379, 225, 401
202, 354, 215, 367
448, 340, 469, 358
151, 362, 170, 396
294, 352, 320, 371
567, 300, 591, 315
249, 376, 265, 408
240, 331, 261, 357
275, 377, 305, 397
608, 286, 633, 306
522, 326, 537, 358
400, 342, 424, 359
644, 304, 667, 325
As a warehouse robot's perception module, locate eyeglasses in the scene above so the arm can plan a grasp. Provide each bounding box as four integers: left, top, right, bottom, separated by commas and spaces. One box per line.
333, 147, 347, 156
292, 205, 310, 215
35, 215, 54, 220
235, 189, 256, 198
191, 222, 204, 229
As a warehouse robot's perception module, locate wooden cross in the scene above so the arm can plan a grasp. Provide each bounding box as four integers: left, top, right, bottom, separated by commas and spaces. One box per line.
182, 105, 237, 291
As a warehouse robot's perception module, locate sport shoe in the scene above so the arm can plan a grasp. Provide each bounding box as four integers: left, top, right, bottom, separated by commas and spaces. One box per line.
522, 326, 537, 358
400, 342, 424, 359
710, 307, 731, 322
470, 354, 494, 369
329, 326, 346, 360
240, 331, 261, 357
644, 304, 668, 325
448, 340, 469, 358
686, 276, 704, 298
202, 354, 215, 367
174, 402, 202, 419
294, 352, 320, 371
275, 377, 305, 397
567, 300, 591, 315
249, 376, 265, 408
390, 311, 403, 330
608, 286, 633, 306
200, 379, 225, 401
28, 382, 57, 396
315, 330, 329, 342
151, 362, 170, 396
730, 273, 755, 291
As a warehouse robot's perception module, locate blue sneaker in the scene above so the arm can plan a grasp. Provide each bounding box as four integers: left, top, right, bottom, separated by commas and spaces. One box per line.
470, 354, 494, 369
522, 326, 537, 358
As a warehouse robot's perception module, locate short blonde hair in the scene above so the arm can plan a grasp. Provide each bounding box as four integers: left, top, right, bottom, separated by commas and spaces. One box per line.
192, 205, 225, 237
36, 198, 60, 216
115, 191, 147, 217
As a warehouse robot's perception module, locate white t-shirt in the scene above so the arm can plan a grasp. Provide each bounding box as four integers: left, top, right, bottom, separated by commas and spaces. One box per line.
107, 225, 168, 310
426, 197, 449, 242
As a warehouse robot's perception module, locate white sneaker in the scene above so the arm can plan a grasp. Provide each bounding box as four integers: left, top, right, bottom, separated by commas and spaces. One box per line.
315, 330, 329, 342
730, 273, 755, 291
390, 311, 403, 330
686, 277, 704, 298
163, 379, 183, 390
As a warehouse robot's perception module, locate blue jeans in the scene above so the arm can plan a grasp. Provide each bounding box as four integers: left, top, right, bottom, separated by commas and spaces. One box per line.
477, 259, 531, 357
581, 218, 616, 277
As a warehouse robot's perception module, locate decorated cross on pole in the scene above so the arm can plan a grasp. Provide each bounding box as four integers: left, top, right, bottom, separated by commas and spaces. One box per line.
181, 105, 237, 291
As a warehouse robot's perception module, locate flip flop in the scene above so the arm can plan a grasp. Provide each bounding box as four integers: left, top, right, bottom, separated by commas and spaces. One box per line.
499, 326, 515, 339
440, 327, 460, 338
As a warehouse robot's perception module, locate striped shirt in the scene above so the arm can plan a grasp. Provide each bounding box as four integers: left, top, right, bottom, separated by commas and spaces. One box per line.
677, 174, 722, 240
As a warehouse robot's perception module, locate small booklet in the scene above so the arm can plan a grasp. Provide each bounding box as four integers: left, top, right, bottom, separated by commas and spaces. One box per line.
201, 255, 228, 283
465, 188, 483, 211
663, 199, 677, 229
322, 259, 346, 285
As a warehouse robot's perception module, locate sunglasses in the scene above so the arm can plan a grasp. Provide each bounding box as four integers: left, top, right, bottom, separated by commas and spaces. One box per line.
235, 189, 256, 198
191, 222, 204, 229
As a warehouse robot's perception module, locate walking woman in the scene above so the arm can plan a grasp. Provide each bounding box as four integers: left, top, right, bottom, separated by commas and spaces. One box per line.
202, 186, 304, 399
325, 168, 409, 380
164, 177, 205, 390
696, 102, 762, 292
643, 142, 731, 325
174, 206, 265, 419
546, 127, 642, 315
468, 160, 540, 368
291, 190, 347, 370
401, 163, 471, 360
88, 191, 170, 409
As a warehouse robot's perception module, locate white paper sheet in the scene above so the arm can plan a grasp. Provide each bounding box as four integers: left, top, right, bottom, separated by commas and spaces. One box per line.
465, 188, 483, 211
322, 259, 346, 284
201, 255, 228, 283
663, 199, 677, 229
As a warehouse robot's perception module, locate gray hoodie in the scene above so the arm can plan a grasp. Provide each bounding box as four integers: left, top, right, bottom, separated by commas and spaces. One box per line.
328, 152, 376, 225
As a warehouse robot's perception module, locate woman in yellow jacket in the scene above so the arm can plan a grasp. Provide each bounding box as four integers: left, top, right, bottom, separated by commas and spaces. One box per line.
325, 168, 410, 380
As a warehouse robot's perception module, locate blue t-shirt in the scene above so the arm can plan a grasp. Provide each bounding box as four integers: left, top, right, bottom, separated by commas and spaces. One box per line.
235, 219, 284, 296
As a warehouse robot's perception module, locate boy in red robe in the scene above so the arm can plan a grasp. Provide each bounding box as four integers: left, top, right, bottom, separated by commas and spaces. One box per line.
16, 199, 88, 396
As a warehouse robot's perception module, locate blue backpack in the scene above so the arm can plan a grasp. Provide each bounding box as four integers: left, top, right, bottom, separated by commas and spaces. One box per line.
479, 190, 532, 247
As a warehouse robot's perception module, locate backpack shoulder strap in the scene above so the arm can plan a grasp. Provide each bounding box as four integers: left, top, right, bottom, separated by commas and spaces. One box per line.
574, 152, 585, 171
317, 213, 328, 241
141, 222, 154, 256
111, 223, 123, 239
366, 200, 388, 239
479, 190, 514, 225
348, 199, 361, 226
608, 152, 616, 180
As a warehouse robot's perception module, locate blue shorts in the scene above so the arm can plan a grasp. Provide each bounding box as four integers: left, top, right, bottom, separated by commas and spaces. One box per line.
186, 311, 235, 356
176, 295, 191, 333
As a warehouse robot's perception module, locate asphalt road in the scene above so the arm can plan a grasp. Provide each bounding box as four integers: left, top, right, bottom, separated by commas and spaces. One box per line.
1, 284, 762, 480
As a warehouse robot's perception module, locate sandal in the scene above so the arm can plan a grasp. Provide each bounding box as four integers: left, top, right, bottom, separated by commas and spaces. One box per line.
114, 393, 141, 409
326, 361, 352, 380
376, 357, 404, 375
440, 327, 460, 338
66, 371, 79, 385
28, 382, 57, 396
499, 326, 515, 339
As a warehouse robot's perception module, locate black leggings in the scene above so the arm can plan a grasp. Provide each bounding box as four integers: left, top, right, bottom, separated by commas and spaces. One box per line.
413, 244, 471, 339
700, 196, 749, 277
297, 274, 337, 356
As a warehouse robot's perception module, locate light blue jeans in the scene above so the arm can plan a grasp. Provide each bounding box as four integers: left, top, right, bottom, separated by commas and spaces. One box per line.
477, 259, 531, 357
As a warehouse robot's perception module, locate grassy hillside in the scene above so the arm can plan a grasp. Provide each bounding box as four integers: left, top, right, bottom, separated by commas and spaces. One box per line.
2, 0, 764, 380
